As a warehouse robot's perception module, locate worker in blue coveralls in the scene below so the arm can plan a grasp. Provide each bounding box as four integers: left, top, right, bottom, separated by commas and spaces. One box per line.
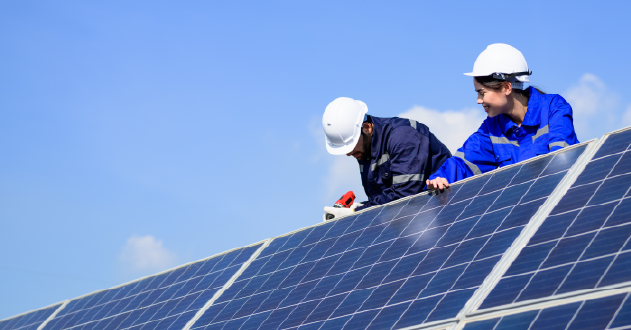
426, 43, 579, 190
322, 97, 452, 220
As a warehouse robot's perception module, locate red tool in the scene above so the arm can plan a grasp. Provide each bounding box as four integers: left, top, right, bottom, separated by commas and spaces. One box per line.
334, 191, 356, 208
325, 191, 356, 221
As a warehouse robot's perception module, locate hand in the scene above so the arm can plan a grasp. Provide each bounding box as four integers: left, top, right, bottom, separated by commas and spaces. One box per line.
426, 177, 449, 190
323, 206, 354, 221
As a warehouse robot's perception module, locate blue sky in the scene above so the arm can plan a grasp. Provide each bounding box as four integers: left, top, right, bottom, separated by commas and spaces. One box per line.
1, 0, 630, 319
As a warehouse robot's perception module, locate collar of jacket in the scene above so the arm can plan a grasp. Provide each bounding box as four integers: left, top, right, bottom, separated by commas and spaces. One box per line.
498, 86, 542, 134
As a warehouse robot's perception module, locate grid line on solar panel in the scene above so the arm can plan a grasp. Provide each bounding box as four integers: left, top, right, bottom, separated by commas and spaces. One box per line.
36, 300, 69, 330
39, 241, 264, 330
0, 303, 63, 330
187, 144, 587, 330
462, 281, 631, 322
479, 129, 631, 311
447, 142, 597, 317
459, 289, 631, 330
183, 239, 272, 330
591, 126, 631, 160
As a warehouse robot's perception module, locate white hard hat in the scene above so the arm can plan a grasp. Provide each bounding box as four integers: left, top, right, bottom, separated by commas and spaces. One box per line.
322, 97, 368, 155
464, 43, 532, 89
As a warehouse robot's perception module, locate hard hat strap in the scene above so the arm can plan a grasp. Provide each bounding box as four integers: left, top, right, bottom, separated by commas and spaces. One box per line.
491, 70, 532, 80
511, 81, 529, 90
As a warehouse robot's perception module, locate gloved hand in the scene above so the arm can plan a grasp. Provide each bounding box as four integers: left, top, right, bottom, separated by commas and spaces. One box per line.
322, 202, 363, 221
323, 206, 353, 219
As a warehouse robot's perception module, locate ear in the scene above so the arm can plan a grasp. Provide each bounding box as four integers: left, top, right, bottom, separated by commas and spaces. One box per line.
502, 81, 513, 95
362, 122, 373, 134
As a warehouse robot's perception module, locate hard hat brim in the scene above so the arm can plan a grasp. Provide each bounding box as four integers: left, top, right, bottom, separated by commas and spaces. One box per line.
325, 135, 360, 155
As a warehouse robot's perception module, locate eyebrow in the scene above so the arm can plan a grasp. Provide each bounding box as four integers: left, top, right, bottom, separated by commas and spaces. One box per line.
475, 88, 484, 93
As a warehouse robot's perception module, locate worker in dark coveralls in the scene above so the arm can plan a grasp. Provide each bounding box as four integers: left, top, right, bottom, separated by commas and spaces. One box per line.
322, 97, 452, 220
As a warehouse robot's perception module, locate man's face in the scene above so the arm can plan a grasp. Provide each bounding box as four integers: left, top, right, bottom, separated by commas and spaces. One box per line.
346, 128, 372, 160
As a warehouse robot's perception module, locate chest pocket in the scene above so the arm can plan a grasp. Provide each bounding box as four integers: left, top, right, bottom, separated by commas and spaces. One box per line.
371, 152, 392, 188
378, 160, 393, 187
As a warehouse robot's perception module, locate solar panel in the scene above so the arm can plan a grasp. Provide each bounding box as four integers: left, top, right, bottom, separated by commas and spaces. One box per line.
462, 292, 631, 330
480, 128, 631, 310
0, 303, 62, 330
184, 143, 589, 330
40, 243, 263, 330
10, 126, 631, 330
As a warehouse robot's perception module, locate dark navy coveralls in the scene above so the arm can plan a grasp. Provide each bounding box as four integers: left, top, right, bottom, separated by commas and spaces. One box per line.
429, 87, 580, 183
355, 115, 452, 211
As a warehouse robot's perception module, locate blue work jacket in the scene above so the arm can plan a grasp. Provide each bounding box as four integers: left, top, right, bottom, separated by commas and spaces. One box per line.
429, 87, 579, 184
355, 116, 451, 211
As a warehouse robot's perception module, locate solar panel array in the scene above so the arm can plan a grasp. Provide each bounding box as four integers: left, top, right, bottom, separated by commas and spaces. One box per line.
3, 127, 631, 330
464, 292, 631, 330
0, 303, 62, 330
481, 128, 631, 310
37, 243, 262, 330
186, 142, 587, 330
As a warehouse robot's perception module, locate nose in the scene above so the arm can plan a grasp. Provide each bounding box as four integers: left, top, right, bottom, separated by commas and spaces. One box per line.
477, 96, 483, 104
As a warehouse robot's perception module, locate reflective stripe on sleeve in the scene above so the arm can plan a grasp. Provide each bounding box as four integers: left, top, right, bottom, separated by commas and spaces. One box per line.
549, 141, 570, 149
409, 119, 417, 129
532, 125, 549, 142
490, 135, 520, 147
370, 153, 390, 171
454, 151, 482, 175
392, 173, 423, 184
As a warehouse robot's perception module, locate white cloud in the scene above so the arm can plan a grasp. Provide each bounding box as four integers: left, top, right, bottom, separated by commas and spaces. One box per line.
564, 73, 621, 142
564, 73, 611, 116
120, 235, 177, 273
398, 106, 486, 153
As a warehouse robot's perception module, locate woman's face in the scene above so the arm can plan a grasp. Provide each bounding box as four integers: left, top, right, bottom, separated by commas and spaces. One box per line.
474, 79, 509, 117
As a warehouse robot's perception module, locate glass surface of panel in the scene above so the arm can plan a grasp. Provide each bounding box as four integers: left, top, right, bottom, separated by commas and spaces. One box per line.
0, 304, 61, 330
465, 292, 631, 330
1, 140, 595, 330
41, 244, 261, 330
482, 130, 631, 310
189, 146, 586, 330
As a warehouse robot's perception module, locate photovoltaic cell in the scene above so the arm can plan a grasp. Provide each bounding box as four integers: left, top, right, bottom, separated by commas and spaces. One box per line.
0, 304, 61, 330
481, 129, 631, 310
41, 243, 262, 330
464, 292, 631, 330
186, 144, 587, 330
